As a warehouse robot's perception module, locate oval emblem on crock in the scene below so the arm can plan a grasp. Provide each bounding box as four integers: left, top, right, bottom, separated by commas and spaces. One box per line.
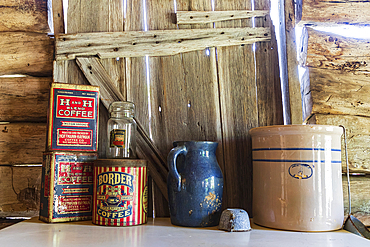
288, 163, 313, 179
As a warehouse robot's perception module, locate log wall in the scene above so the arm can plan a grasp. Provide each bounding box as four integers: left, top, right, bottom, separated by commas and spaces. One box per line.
0, 0, 52, 217
300, 1, 370, 225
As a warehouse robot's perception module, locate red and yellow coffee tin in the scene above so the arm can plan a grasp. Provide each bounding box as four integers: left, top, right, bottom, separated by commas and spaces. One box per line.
92, 159, 148, 226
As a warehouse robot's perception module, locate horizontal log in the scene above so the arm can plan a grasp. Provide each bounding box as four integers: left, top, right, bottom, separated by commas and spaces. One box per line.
305, 27, 370, 72
307, 68, 370, 117
0, 0, 49, 33
343, 175, 370, 226
55, 28, 271, 60
0, 77, 51, 122
0, 166, 41, 217
0, 32, 54, 76
301, 0, 370, 24
306, 114, 370, 174
0, 123, 46, 165
176, 10, 268, 24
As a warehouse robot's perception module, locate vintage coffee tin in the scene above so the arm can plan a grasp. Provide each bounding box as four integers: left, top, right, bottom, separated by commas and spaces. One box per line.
39, 152, 97, 223
92, 159, 148, 226
47, 83, 99, 152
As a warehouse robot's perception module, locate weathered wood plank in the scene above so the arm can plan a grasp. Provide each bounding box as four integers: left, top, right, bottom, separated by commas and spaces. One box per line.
0, 166, 41, 217
0, 0, 49, 33
343, 175, 370, 226
75, 57, 169, 202
55, 27, 271, 60
52, 0, 65, 34
307, 114, 370, 174
307, 68, 370, 117
0, 123, 46, 165
125, 0, 172, 217
65, 0, 126, 159
284, 0, 302, 124
306, 27, 370, 72
0, 76, 51, 122
301, 0, 370, 25
176, 10, 268, 24
214, 0, 256, 214
255, 0, 284, 126
0, 32, 53, 76
75, 57, 125, 109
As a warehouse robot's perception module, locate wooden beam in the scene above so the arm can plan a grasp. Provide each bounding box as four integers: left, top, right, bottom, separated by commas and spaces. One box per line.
0, 0, 49, 33
55, 28, 271, 60
307, 114, 370, 174
0, 166, 42, 218
75, 57, 168, 201
0, 123, 46, 165
0, 32, 54, 76
176, 10, 269, 24
306, 27, 370, 72
0, 77, 51, 122
52, 0, 65, 34
301, 0, 370, 25
284, 0, 303, 124
308, 68, 370, 117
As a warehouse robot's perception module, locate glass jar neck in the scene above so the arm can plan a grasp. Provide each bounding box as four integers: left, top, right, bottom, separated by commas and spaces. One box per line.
110, 111, 134, 118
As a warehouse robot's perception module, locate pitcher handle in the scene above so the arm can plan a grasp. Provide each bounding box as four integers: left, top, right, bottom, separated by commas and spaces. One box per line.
167, 145, 187, 192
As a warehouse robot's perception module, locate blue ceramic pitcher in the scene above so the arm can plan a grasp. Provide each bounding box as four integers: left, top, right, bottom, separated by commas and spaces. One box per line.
167, 141, 224, 227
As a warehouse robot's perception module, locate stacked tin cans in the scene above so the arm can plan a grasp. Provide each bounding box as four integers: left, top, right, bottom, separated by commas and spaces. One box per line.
39, 83, 99, 223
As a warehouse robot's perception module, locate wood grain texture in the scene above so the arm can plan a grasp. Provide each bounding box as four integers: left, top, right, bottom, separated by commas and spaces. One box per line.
284, 0, 302, 124
0, 32, 53, 76
176, 10, 268, 24
55, 27, 271, 60
0, 166, 41, 217
0, 0, 49, 32
343, 175, 370, 226
301, 0, 370, 24
64, 0, 126, 159
307, 68, 370, 117
307, 114, 370, 174
125, 0, 224, 216
306, 27, 370, 72
214, 0, 256, 214
76, 57, 168, 201
52, 0, 65, 34
125, 0, 173, 217
0, 76, 51, 122
255, 0, 283, 127
300, 68, 312, 122
0, 123, 46, 165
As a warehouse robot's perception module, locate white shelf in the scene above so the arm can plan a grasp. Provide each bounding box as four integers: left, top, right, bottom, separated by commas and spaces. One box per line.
0, 217, 369, 246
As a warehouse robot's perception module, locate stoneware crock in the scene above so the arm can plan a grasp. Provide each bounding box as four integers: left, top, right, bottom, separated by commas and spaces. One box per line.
250, 124, 344, 232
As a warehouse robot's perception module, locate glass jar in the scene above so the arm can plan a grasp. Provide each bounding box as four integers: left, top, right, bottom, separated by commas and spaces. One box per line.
106, 101, 137, 159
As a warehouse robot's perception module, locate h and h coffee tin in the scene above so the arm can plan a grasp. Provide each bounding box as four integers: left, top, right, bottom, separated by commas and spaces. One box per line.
92, 159, 148, 226
39, 152, 97, 223
47, 83, 99, 152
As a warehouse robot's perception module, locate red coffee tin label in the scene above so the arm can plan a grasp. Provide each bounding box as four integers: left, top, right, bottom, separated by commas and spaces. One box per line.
93, 165, 148, 226
47, 83, 99, 152
56, 95, 96, 119
39, 152, 97, 223
57, 129, 93, 146
58, 162, 93, 185
58, 196, 92, 214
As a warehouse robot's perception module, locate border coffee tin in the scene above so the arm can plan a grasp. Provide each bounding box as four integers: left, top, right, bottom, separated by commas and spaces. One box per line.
93, 159, 148, 226
47, 83, 99, 152
39, 152, 98, 223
